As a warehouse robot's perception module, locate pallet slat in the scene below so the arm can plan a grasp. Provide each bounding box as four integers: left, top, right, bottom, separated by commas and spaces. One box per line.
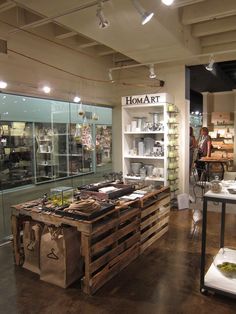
140, 225, 169, 253
88, 244, 139, 294
141, 217, 169, 242
91, 219, 140, 255
90, 232, 140, 273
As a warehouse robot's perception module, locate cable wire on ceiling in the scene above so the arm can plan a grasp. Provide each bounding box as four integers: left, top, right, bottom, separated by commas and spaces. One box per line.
7, 48, 163, 89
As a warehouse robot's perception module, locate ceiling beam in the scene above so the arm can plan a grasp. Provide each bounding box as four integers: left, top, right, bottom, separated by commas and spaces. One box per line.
79, 41, 99, 49
98, 50, 115, 56
9, 18, 51, 34
202, 41, 236, 54
173, 0, 205, 8
192, 15, 236, 37
182, 0, 236, 25
9, 0, 109, 34
55, 31, 77, 40
0, 1, 16, 13
201, 30, 236, 47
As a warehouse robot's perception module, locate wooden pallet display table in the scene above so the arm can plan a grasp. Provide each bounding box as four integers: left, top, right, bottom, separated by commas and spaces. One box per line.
139, 186, 171, 254
11, 198, 140, 295
11, 186, 170, 294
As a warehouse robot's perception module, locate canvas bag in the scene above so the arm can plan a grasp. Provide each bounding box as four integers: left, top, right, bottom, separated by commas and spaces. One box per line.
23, 221, 43, 274
40, 225, 83, 288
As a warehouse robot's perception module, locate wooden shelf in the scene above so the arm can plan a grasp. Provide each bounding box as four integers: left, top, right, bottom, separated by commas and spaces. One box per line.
124, 131, 164, 134
124, 175, 165, 182
124, 155, 164, 160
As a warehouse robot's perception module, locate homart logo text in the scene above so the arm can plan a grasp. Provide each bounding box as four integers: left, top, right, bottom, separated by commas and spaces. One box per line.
125, 95, 160, 105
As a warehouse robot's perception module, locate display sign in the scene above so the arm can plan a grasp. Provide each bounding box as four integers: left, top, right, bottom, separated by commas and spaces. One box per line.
121, 93, 173, 106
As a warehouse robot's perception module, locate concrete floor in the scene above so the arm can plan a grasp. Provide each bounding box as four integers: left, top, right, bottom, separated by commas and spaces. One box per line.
1, 209, 236, 314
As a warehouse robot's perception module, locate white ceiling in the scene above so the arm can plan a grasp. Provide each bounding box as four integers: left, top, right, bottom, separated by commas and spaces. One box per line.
1, 0, 236, 67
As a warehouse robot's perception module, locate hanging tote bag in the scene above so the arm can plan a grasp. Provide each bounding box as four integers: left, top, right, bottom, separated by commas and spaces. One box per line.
40, 225, 83, 288
23, 221, 43, 274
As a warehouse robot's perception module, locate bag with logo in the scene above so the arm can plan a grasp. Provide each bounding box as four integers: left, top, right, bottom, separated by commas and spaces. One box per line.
40, 225, 83, 288
23, 221, 43, 274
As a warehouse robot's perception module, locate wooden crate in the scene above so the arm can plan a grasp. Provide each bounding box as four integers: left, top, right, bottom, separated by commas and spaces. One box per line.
81, 203, 140, 295
140, 193, 170, 254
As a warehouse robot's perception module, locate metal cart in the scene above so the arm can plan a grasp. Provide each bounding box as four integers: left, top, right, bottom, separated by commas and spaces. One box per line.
200, 189, 236, 298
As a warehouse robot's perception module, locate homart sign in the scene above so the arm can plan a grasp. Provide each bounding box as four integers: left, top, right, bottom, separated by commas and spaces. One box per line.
121, 93, 173, 106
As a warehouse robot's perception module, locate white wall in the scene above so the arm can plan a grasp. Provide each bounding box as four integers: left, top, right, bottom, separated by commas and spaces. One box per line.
212, 92, 234, 112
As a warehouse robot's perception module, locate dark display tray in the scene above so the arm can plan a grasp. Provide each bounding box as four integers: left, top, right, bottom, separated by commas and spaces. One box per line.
78, 183, 134, 200
78, 181, 114, 191
40, 203, 115, 221
228, 188, 236, 194
54, 202, 115, 221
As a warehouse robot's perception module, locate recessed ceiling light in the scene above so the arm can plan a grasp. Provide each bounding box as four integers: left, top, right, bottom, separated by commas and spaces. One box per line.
162, 0, 175, 6
73, 96, 81, 103
43, 86, 51, 94
0, 81, 7, 89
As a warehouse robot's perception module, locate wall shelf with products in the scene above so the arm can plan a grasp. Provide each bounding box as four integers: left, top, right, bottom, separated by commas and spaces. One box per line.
0, 121, 34, 190
167, 107, 179, 194
122, 93, 178, 193
209, 112, 234, 160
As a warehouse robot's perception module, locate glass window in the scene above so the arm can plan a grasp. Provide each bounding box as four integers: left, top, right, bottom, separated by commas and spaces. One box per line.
0, 93, 112, 241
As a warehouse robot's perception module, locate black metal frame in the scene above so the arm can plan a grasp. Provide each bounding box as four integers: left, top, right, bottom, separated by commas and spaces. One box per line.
204, 161, 225, 181
200, 195, 236, 298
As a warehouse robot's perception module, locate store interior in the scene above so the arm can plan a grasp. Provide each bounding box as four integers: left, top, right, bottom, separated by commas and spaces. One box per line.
0, 0, 236, 312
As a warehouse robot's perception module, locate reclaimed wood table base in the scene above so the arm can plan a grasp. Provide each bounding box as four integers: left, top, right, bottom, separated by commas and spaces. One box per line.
11, 186, 170, 294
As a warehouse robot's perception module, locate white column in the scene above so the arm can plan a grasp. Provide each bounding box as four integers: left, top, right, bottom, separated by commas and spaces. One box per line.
112, 105, 122, 172
202, 92, 213, 127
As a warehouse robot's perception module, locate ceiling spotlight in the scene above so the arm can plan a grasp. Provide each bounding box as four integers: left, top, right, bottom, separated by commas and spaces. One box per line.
42, 86, 51, 94
162, 0, 175, 6
73, 96, 81, 103
108, 69, 114, 82
132, 0, 154, 25
149, 64, 156, 79
205, 55, 214, 71
0, 81, 7, 89
97, 0, 110, 29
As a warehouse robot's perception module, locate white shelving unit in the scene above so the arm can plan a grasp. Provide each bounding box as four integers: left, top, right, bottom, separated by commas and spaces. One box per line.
122, 93, 177, 188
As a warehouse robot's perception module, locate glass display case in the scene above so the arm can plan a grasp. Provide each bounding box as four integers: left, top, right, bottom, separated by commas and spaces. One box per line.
96, 125, 112, 166
68, 123, 93, 175
35, 122, 60, 183
0, 121, 34, 189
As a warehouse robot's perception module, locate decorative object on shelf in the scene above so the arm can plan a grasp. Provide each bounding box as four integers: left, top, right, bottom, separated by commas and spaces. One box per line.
213, 248, 236, 278
130, 162, 143, 175
210, 176, 222, 193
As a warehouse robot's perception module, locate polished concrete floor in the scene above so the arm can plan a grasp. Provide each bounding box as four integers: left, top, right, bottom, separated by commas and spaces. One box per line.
0, 209, 236, 314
